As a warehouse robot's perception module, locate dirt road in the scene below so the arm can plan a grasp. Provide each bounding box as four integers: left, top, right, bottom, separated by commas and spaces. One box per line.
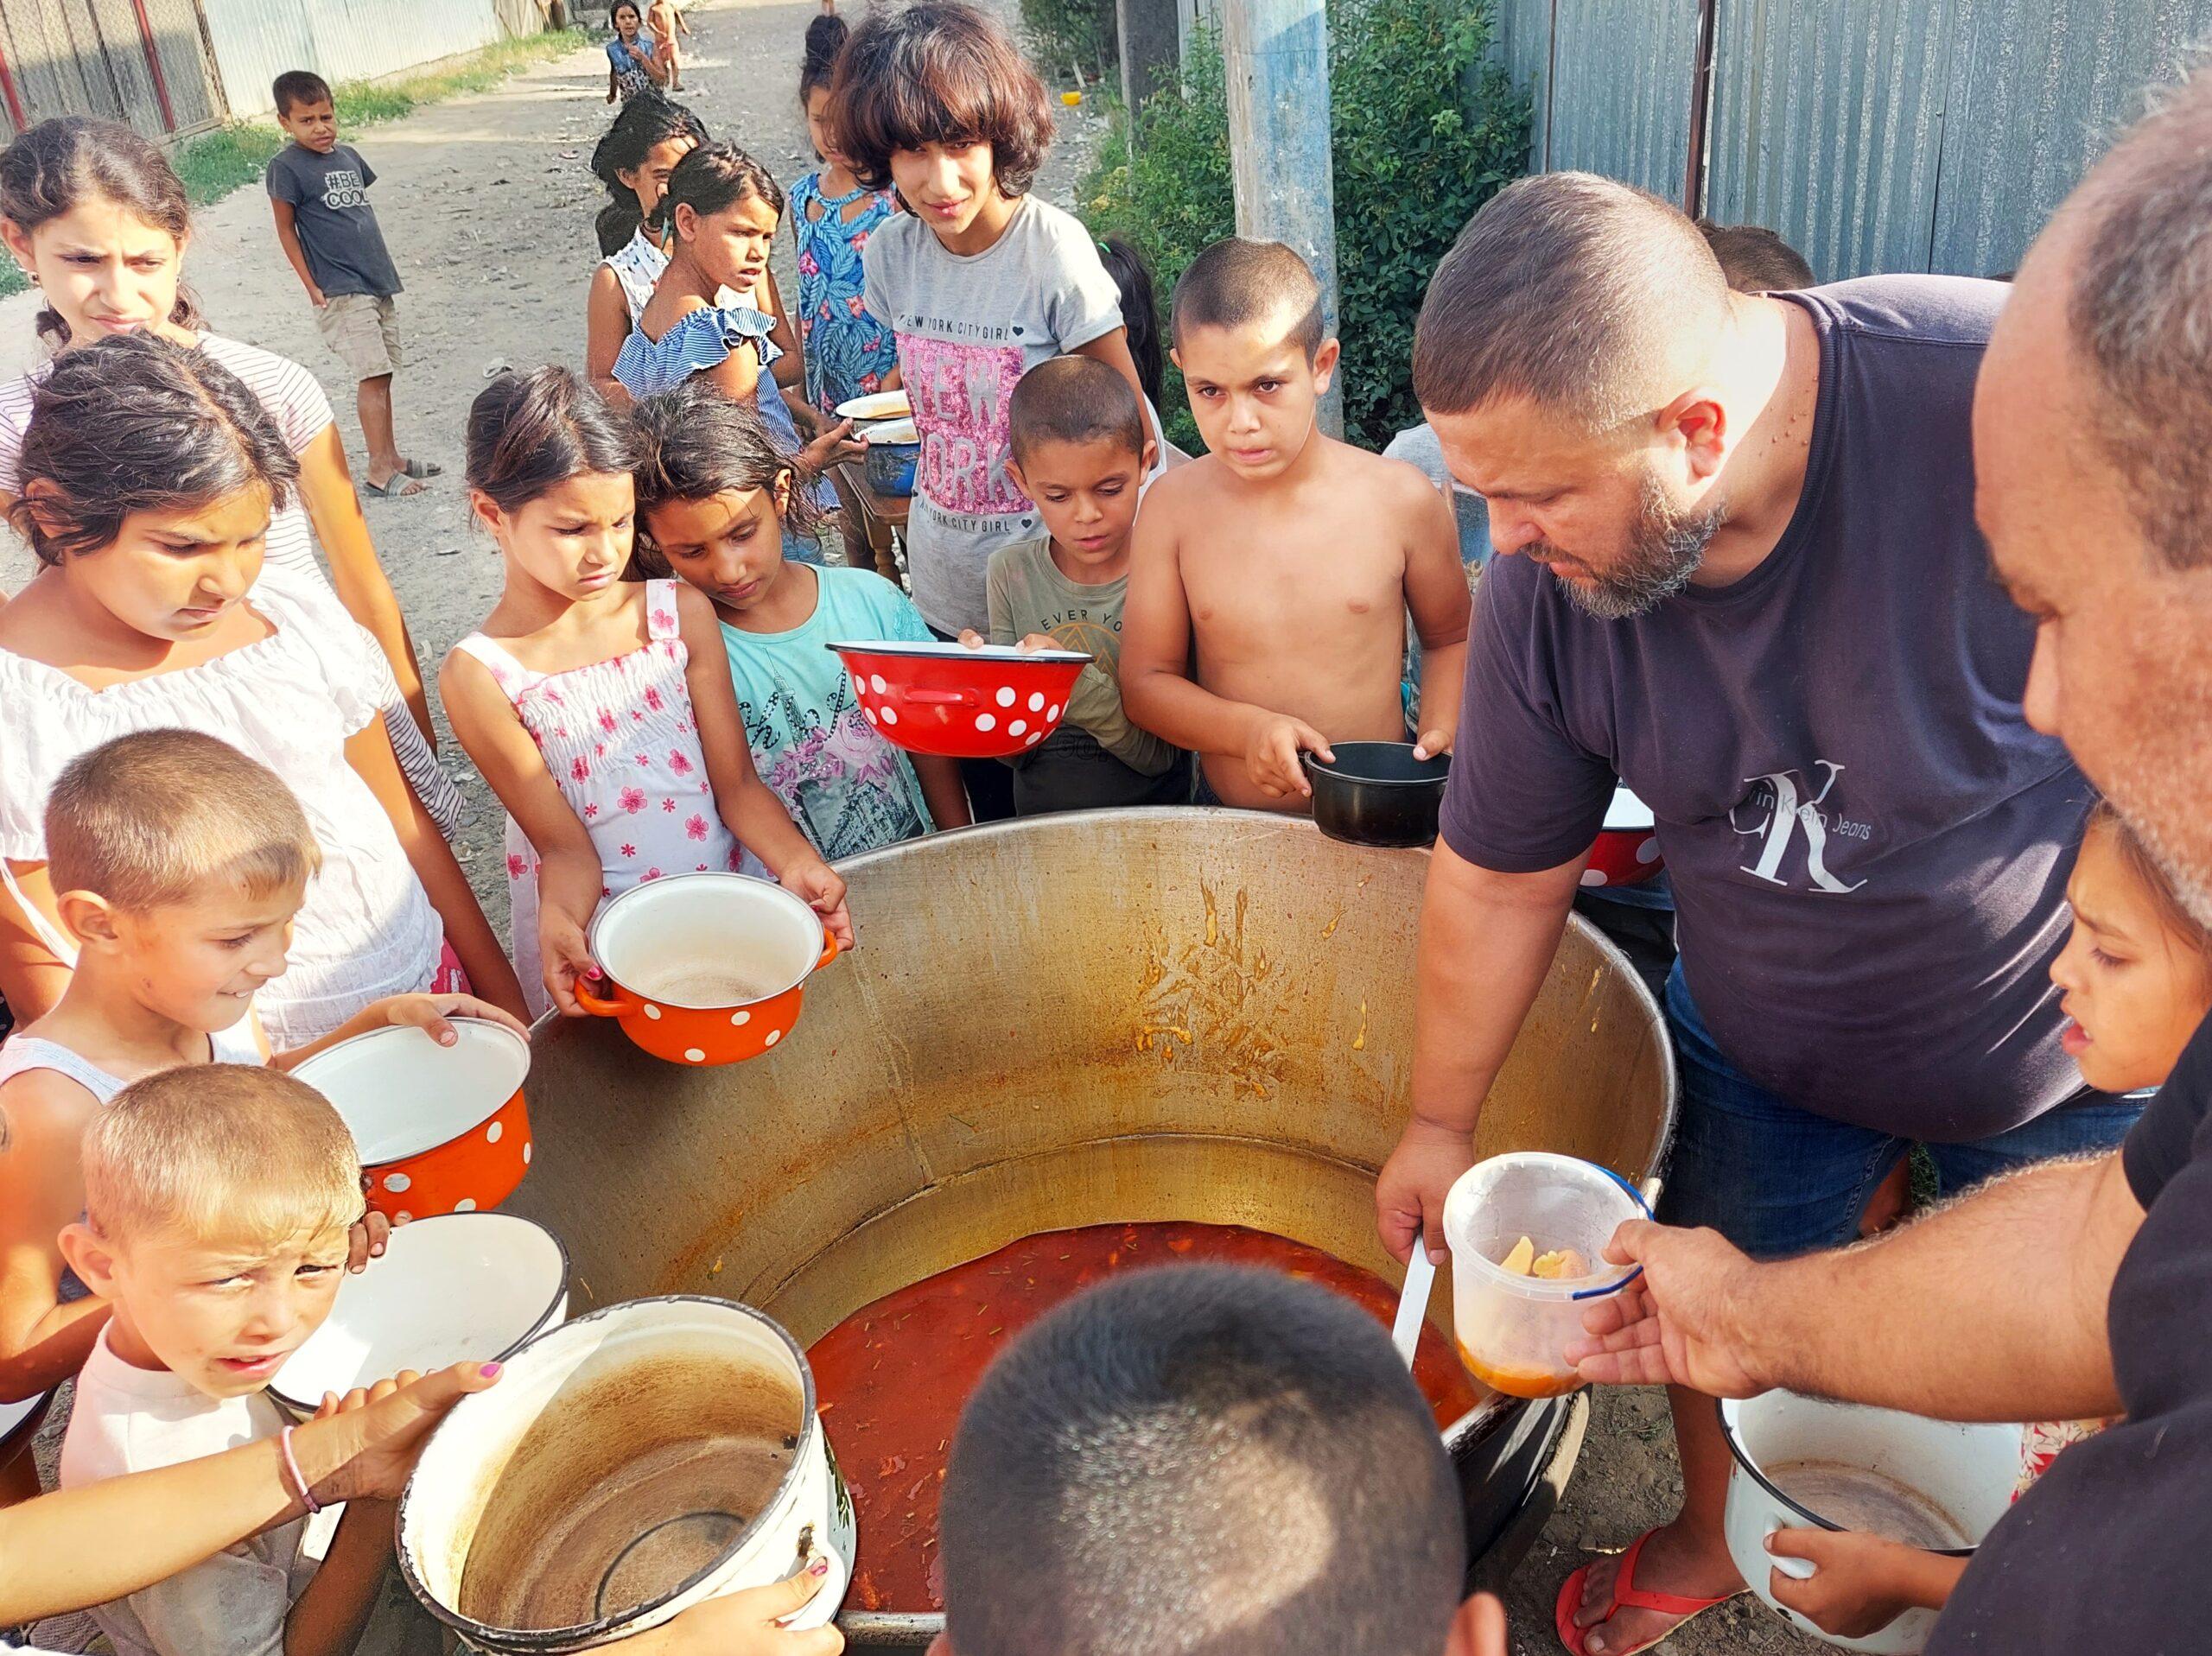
0, 9, 1815, 1646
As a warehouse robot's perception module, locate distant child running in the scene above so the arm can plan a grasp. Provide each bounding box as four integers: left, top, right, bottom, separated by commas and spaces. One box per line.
647, 0, 690, 92
0, 115, 461, 839
0, 336, 522, 1044
586, 92, 709, 402
442, 368, 852, 1018
632, 382, 968, 856
605, 1, 667, 103
0, 732, 518, 1494
1756, 800, 2212, 1644
613, 143, 857, 561
791, 14, 898, 421
959, 358, 1186, 814
1122, 238, 1471, 810
266, 71, 429, 499
836, 1, 1154, 816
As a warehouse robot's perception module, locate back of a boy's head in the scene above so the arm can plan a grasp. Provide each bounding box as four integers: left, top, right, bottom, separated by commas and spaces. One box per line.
1007, 357, 1142, 466
1171, 238, 1325, 359
84, 1065, 361, 1250
47, 729, 320, 913
940, 1266, 1466, 1656
1694, 219, 1815, 294
271, 70, 332, 117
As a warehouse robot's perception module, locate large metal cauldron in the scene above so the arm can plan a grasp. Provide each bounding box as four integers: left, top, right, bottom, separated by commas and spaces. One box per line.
509, 809, 1675, 1645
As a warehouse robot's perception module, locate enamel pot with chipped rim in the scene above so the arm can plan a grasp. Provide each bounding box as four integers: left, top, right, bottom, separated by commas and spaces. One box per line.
397, 1294, 855, 1653
574, 873, 839, 1066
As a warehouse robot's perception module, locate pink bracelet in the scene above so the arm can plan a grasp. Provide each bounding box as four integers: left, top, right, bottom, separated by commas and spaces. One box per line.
277, 1424, 321, 1515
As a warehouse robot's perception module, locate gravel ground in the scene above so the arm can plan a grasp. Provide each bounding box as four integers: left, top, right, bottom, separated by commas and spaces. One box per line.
0, 10, 1817, 1647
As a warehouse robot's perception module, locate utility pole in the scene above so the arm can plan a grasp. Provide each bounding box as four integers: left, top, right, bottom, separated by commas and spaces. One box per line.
1117, 0, 1179, 130
1221, 0, 1342, 436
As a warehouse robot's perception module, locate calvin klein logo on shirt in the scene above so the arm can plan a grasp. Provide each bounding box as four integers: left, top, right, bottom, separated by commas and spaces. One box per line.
319, 168, 369, 210
1731, 763, 1870, 894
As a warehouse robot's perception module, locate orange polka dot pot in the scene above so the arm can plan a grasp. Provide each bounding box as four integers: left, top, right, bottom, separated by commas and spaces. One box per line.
575, 872, 841, 1066
828, 639, 1091, 759
291, 1018, 533, 1224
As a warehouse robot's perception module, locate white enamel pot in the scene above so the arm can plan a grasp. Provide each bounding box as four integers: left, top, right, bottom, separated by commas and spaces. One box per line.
397, 1295, 854, 1652
1719, 1393, 2023, 1653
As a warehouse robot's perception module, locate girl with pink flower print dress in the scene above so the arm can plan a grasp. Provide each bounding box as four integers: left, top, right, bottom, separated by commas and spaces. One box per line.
441, 368, 853, 1018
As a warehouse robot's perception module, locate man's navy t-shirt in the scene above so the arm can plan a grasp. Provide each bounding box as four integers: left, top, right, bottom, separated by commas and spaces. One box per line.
1440, 276, 2088, 1142
1927, 1012, 2212, 1653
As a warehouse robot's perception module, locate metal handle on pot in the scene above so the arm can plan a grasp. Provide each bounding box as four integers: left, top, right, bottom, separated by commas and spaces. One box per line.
1763, 1524, 1820, 1581
900, 688, 977, 707
573, 974, 632, 1018
814, 930, 841, 974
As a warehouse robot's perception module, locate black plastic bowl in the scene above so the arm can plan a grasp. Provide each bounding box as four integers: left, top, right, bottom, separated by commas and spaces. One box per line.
1304, 741, 1450, 848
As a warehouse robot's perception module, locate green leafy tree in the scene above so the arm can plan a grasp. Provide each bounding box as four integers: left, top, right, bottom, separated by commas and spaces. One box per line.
1081, 0, 1528, 452
1020, 0, 1118, 79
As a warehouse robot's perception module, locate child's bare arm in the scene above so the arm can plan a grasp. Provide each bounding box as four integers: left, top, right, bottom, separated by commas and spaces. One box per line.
588, 267, 639, 409
440, 651, 604, 1015
912, 755, 971, 829
676, 588, 855, 946
268, 200, 324, 308
282, 1497, 395, 1656
764, 271, 805, 391
0, 862, 71, 1022
1121, 483, 1332, 797
343, 718, 528, 1019
703, 333, 764, 403
294, 428, 430, 741
608, 63, 620, 103
1067, 327, 1157, 454
1400, 473, 1472, 758
0, 1073, 110, 1402
1765, 1528, 1967, 1639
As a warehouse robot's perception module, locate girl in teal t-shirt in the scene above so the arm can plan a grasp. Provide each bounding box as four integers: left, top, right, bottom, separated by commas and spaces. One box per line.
632, 383, 971, 856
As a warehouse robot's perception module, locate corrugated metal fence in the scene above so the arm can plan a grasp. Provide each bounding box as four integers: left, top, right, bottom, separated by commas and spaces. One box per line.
199, 0, 509, 121
1499, 0, 2212, 279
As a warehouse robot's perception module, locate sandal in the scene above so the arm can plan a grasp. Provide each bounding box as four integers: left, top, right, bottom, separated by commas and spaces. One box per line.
362, 473, 425, 498
403, 458, 443, 479
1554, 1531, 1735, 1655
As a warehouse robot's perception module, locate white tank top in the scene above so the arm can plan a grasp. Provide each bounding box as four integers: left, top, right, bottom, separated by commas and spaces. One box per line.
0, 1025, 264, 1104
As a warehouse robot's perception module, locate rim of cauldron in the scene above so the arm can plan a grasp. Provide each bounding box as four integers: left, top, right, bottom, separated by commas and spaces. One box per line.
397, 1292, 827, 1650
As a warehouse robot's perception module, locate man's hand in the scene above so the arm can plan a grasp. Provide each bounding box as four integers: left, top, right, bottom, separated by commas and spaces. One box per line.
1564, 1220, 1769, 1397
1376, 1118, 1476, 1263
302, 1362, 501, 1505
1765, 1529, 1956, 1638
1244, 714, 1332, 800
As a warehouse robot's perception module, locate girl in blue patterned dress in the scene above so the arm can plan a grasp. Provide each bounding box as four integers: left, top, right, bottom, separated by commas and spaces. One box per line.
790, 14, 900, 418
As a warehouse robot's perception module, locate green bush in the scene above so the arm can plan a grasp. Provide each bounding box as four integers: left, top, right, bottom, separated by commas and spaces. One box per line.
1080, 0, 1528, 452
1020, 0, 1116, 79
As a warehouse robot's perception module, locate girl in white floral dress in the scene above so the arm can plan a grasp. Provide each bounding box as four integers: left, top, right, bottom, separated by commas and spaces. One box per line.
441, 367, 851, 1018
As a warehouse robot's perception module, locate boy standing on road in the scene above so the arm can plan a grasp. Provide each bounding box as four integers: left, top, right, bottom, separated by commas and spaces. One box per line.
265, 70, 436, 498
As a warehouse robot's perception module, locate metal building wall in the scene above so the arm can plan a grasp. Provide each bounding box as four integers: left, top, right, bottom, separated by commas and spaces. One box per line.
0, 0, 223, 138
199, 0, 507, 120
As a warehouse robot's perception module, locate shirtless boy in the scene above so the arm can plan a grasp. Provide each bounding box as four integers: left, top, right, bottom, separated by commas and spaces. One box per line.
1121, 238, 1470, 810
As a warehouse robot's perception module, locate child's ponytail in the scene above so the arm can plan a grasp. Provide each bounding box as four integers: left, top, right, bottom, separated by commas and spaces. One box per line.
467, 365, 639, 516
10, 333, 296, 566
799, 12, 849, 104
588, 90, 709, 256
0, 117, 205, 347
629, 378, 824, 576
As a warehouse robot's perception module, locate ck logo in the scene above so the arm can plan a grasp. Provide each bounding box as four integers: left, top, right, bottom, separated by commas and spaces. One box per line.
1730, 762, 1868, 893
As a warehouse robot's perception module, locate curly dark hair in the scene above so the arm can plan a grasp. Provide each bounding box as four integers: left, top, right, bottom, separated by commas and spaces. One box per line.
626, 379, 824, 576
10, 334, 297, 566
0, 116, 205, 346
830, 2, 1054, 199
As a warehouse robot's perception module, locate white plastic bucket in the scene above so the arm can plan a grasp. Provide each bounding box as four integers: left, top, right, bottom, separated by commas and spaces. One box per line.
397, 1295, 853, 1652
1440, 1152, 1649, 1398
1719, 1393, 2023, 1653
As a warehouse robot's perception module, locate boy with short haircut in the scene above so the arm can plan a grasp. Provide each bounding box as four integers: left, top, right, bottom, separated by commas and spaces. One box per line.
970, 356, 1188, 815
1121, 238, 1471, 811
934, 1265, 1507, 1656
56, 1065, 392, 1656
266, 69, 435, 498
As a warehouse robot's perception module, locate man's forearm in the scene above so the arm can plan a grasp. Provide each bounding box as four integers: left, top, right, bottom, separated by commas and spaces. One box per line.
1408, 844, 1581, 1133
1747, 1153, 2133, 1420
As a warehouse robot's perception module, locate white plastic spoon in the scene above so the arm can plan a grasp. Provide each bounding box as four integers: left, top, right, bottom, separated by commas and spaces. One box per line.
1391, 1246, 1438, 1368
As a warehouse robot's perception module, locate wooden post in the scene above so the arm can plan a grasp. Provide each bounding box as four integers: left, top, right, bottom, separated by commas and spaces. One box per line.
1222, 0, 1342, 435
1117, 0, 1179, 129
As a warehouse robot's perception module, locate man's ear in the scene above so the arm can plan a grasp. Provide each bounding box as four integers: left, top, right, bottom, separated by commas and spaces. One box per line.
1313, 336, 1342, 395
55, 889, 122, 951
58, 1221, 123, 1302
1656, 385, 1729, 483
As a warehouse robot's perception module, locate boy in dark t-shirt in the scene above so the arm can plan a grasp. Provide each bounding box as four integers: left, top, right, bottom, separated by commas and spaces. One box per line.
265, 68, 435, 498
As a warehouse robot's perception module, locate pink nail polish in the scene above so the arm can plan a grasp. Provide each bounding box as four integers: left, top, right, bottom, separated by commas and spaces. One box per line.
809, 1556, 830, 1578
480, 1361, 503, 1378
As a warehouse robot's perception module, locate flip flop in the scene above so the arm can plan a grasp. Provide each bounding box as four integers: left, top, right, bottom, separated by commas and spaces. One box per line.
362, 473, 425, 498
403, 458, 443, 479
1554, 1531, 1734, 1656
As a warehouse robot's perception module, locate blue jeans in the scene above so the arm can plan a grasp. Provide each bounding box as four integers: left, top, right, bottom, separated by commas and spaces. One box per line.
1656, 963, 2142, 1259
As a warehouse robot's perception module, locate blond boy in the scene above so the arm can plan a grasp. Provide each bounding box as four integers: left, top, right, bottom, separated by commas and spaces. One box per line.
1121, 238, 1471, 811
56, 1066, 390, 1656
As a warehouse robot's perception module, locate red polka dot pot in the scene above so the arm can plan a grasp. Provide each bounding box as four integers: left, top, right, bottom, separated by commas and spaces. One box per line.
574, 872, 839, 1066
1581, 786, 1666, 888
828, 639, 1091, 759
291, 1018, 533, 1225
